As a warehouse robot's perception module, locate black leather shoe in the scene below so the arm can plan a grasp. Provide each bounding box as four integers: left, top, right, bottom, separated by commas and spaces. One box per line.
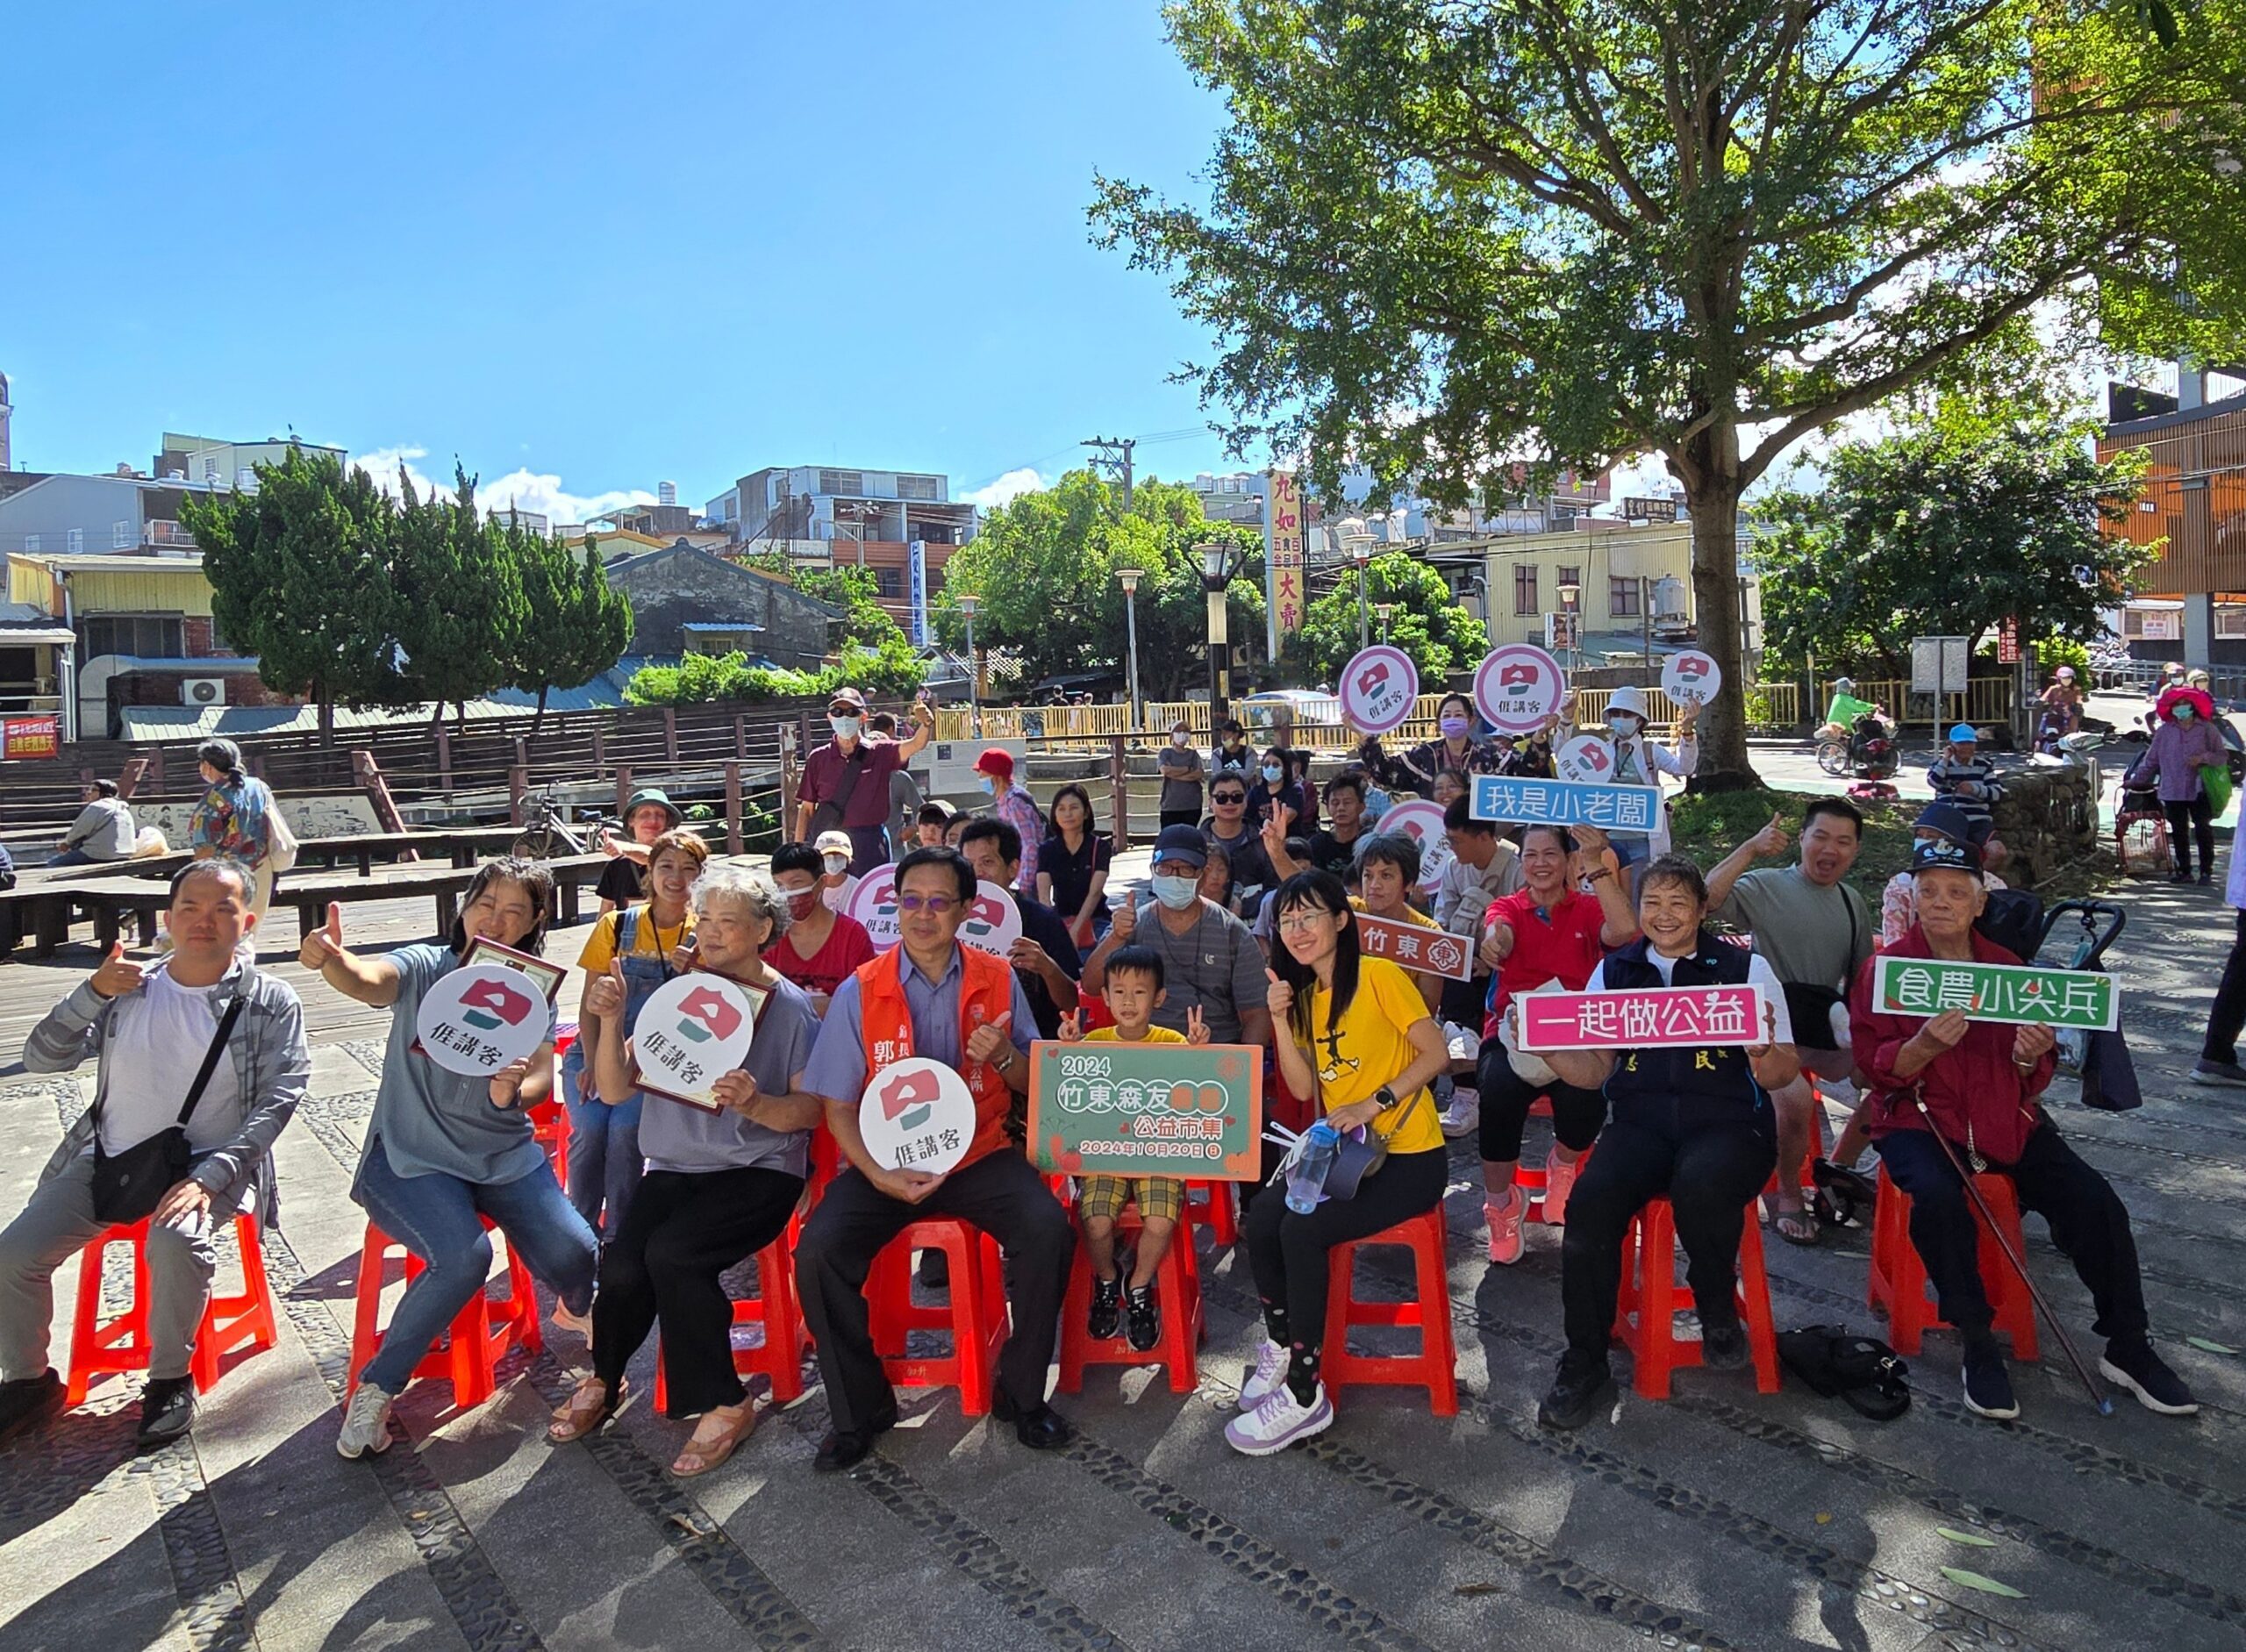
1699, 1317, 1751, 1371
137, 1377, 196, 1448
812, 1407, 896, 1472
0, 1369, 64, 1443
991, 1390, 1076, 1451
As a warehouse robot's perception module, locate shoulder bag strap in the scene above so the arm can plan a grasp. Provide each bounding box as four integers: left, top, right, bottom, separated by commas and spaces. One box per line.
97, 992, 247, 1134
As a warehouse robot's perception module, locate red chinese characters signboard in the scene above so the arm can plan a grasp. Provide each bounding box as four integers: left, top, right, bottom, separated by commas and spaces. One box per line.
1265, 470, 1305, 652
2, 715, 60, 761
1515, 984, 1767, 1051
1355, 913, 1473, 980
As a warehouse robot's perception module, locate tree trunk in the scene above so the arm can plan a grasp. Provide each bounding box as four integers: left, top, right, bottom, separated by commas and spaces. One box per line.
318, 684, 334, 748
1677, 446, 1761, 791
532, 683, 549, 736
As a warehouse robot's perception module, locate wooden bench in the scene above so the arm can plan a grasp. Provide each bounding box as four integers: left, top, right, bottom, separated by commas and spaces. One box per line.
283, 854, 608, 940
1, 864, 179, 958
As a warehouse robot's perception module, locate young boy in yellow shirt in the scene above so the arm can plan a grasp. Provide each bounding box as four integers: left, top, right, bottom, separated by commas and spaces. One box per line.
1059, 944, 1210, 1350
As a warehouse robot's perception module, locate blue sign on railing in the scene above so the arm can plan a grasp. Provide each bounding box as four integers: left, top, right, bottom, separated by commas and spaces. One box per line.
1470, 774, 1664, 834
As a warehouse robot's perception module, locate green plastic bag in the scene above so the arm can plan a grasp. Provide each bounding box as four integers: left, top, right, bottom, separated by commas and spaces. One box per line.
2202, 762, 2233, 819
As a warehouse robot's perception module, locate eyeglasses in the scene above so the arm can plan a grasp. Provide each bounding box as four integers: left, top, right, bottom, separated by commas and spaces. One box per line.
895, 894, 959, 914
1212, 792, 1246, 805
1277, 912, 1332, 933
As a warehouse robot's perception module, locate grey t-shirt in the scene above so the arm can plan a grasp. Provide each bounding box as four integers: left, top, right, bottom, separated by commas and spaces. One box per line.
1158, 745, 1205, 813
361, 944, 555, 1187
1716, 867, 1871, 991
635, 972, 820, 1176
1131, 898, 1269, 1043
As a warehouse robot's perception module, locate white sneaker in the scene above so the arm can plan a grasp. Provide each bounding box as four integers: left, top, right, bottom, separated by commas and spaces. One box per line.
1224, 1380, 1334, 1456
1439, 1090, 1480, 1139
1239, 1339, 1289, 1410
1541, 1155, 1578, 1226
336, 1380, 396, 1459
1486, 1188, 1527, 1266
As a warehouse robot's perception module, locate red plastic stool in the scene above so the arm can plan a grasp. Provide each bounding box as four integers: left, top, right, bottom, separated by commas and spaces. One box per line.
651, 1233, 815, 1412
1320, 1206, 1458, 1416
1184, 1180, 1239, 1247
66, 1212, 277, 1406
1867, 1165, 2039, 1359
1613, 1198, 1780, 1399
865, 1218, 1008, 1415
348, 1216, 544, 1407
527, 1098, 571, 1191
1057, 1210, 1205, 1393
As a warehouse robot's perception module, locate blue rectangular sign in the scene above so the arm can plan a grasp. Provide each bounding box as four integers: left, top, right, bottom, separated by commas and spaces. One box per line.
908, 539, 929, 647
1470, 774, 1664, 834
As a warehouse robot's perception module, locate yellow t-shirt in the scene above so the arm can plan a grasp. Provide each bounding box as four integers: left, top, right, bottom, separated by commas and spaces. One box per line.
1349, 896, 1439, 929
1303, 955, 1442, 1155
1084, 1025, 1189, 1045
576, 905, 695, 975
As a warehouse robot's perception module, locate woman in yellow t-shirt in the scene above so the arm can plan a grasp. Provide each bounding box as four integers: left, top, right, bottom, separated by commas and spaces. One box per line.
1228, 869, 1451, 1455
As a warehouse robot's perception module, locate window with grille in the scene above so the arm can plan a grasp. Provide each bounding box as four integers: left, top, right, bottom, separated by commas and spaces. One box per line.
819, 469, 864, 497
1513, 565, 1538, 616
1609, 576, 1641, 618
872, 567, 903, 598
66, 527, 83, 553
896, 475, 940, 501
79, 615, 184, 659
113, 520, 132, 548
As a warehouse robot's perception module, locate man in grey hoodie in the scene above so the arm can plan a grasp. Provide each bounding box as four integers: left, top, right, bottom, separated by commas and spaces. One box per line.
0, 858, 310, 1448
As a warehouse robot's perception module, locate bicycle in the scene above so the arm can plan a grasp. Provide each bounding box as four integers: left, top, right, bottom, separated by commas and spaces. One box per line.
512, 789, 616, 862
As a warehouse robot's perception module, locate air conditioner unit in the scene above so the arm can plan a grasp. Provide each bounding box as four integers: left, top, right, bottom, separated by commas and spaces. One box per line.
182, 678, 228, 707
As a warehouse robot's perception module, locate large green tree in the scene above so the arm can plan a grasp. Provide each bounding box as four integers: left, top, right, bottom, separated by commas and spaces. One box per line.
511, 526, 633, 730
1754, 412, 2156, 678
1285, 550, 1488, 684
1092, 0, 2246, 786
180, 447, 398, 746
385, 467, 526, 730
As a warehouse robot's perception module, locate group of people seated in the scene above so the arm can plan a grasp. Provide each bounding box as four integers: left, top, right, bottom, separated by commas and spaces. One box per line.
0, 705, 2200, 1481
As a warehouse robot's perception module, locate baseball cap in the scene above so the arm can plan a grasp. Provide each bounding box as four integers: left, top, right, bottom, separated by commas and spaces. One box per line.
1947, 724, 1979, 743
1912, 801, 1977, 846
1910, 836, 1982, 878
814, 830, 854, 859
826, 687, 869, 713
1150, 824, 1209, 869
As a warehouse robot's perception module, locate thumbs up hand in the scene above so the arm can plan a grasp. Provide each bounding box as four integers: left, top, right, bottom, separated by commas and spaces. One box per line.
89, 939, 145, 1000
965, 1011, 1014, 1067
1262, 967, 1294, 1019
584, 958, 626, 1021
1749, 812, 1791, 860
299, 903, 346, 972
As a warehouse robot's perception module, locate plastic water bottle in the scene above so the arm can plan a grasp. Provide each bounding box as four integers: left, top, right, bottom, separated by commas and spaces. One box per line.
1285, 1121, 1341, 1214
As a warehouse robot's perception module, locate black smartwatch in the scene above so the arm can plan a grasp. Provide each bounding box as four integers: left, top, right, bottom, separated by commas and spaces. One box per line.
1373, 1084, 1400, 1112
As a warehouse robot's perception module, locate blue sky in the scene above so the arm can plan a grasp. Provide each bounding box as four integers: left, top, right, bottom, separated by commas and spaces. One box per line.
2, 4, 1251, 520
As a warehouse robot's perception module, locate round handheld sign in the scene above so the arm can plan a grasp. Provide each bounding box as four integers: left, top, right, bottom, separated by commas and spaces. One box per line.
858, 1056, 977, 1174
1473, 643, 1568, 735
958, 879, 1023, 958
1553, 733, 1617, 785
414, 964, 551, 1078
1337, 645, 1420, 736
1370, 798, 1448, 889
630, 972, 757, 1098
1661, 648, 1722, 707
845, 863, 901, 948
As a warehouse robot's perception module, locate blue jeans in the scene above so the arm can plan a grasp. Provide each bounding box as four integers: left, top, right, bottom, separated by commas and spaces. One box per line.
562, 1043, 645, 1240
48, 847, 97, 867
354, 1134, 597, 1395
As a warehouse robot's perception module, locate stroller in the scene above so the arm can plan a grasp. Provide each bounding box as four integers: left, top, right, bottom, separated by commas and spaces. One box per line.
2115, 781, 2171, 878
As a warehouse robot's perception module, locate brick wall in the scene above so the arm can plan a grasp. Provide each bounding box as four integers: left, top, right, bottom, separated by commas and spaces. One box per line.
611, 548, 833, 668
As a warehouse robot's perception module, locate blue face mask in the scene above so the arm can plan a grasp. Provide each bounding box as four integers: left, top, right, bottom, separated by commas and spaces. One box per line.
1151, 875, 1200, 910
2176, 706, 2197, 721
980, 776, 998, 794
1262, 764, 1284, 783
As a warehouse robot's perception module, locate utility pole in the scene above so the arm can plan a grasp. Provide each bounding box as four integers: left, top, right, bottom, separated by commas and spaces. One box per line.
1082, 435, 1136, 510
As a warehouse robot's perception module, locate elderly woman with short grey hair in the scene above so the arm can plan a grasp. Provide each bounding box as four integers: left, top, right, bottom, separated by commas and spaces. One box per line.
547, 863, 826, 1477
185, 738, 283, 922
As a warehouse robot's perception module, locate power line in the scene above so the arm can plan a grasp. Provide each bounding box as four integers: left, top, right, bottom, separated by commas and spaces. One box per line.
1082, 435, 1135, 508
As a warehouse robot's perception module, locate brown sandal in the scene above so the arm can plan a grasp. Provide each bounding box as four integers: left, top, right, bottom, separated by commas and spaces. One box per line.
547, 1376, 625, 1443
670, 1401, 755, 1477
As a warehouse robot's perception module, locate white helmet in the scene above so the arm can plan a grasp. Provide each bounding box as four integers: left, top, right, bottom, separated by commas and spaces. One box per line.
1606, 685, 1649, 721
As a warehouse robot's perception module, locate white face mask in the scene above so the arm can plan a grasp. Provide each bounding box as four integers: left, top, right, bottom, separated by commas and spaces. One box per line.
829, 715, 862, 739
1612, 714, 1642, 736
822, 853, 849, 876
1151, 875, 1200, 910
1171, 732, 1189, 747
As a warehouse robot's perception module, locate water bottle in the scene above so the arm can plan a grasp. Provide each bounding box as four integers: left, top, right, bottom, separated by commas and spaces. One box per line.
1284, 1121, 1341, 1214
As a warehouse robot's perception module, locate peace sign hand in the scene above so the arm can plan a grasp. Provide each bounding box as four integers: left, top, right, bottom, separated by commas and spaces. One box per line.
1057, 1008, 1084, 1043
1185, 1005, 1210, 1045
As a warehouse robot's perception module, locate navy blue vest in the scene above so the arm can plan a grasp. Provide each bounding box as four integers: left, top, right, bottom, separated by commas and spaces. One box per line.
1599, 931, 1771, 1133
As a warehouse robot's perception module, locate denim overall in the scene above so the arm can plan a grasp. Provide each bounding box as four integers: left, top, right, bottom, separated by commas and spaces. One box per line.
561, 905, 677, 1239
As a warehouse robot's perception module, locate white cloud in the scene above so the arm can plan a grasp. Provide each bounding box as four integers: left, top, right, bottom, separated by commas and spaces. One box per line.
959, 467, 1047, 511
352, 443, 658, 526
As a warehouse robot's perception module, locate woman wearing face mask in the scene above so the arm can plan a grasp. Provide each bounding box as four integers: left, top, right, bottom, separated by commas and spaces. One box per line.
1246, 747, 1310, 833
764, 842, 875, 1013
1357, 693, 1509, 798
2128, 684, 2229, 883
564, 831, 709, 1242
1566, 685, 1697, 874
971, 748, 1045, 892
1158, 721, 1205, 830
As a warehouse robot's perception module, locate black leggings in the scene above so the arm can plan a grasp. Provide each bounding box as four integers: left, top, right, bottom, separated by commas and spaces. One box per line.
2204, 910, 2246, 1063
1475, 1043, 1606, 1163
1243, 1148, 1448, 1366
2165, 793, 2214, 877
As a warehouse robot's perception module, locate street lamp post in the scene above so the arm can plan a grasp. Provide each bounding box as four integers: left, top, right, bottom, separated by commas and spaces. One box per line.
958, 593, 981, 734
1340, 518, 1376, 652
1557, 580, 1582, 672
1116, 568, 1144, 730
1375, 601, 1394, 644
1198, 540, 1245, 723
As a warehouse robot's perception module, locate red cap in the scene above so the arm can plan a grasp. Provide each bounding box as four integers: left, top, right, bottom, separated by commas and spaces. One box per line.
972, 747, 1014, 779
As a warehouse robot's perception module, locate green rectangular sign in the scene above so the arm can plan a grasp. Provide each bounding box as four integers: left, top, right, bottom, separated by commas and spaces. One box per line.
1870, 956, 2119, 1032
1027, 1041, 1264, 1182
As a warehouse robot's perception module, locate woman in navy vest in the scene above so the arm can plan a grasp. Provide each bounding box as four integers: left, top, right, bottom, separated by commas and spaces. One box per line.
1525, 854, 1799, 1429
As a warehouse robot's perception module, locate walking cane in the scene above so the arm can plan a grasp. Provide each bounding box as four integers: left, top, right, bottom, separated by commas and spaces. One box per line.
1911, 1097, 2114, 1415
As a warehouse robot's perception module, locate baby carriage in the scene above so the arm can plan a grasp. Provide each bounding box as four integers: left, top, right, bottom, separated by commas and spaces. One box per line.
2114, 781, 2171, 878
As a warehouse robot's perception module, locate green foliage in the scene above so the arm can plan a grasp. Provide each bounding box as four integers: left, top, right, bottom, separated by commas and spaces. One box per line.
511, 527, 633, 722
180, 447, 400, 741
383, 467, 526, 722
1284, 551, 1487, 684
1091, 0, 2246, 780
2037, 637, 2092, 676
1751, 417, 2155, 677
931, 469, 1264, 697
622, 634, 926, 707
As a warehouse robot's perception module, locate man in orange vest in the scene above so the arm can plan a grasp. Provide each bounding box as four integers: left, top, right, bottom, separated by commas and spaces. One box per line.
796, 846, 1072, 1471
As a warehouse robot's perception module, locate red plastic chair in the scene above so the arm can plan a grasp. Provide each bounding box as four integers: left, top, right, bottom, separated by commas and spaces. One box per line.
1867, 1164, 2039, 1359
66, 1212, 277, 1406
1184, 1180, 1240, 1247
865, 1218, 1008, 1415
651, 1232, 814, 1412
1056, 1208, 1204, 1394
348, 1216, 542, 1408
527, 1098, 570, 1191
1612, 1198, 1780, 1399
1320, 1206, 1458, 1416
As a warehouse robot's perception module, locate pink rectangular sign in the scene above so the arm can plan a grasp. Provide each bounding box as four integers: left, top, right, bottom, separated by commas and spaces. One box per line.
1516, 984, 1767, 1051
1355, 913, 1474, 980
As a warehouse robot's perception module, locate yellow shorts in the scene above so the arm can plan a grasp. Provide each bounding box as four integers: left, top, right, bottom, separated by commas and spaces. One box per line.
1077, 1174, 1187, 1224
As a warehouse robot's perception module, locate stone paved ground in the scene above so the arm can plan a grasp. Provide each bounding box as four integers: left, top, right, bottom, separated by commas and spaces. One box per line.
3, 728, 2242, 1651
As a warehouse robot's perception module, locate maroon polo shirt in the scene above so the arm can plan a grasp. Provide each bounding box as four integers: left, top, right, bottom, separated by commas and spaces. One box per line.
798, 735, 905, 829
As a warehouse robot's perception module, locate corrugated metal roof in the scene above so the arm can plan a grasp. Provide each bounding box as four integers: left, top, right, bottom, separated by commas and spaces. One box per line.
117, 684, 626, 743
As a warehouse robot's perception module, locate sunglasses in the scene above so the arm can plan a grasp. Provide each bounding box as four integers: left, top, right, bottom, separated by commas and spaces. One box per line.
1212, 792, 1246, 805
895, 893, 960, 914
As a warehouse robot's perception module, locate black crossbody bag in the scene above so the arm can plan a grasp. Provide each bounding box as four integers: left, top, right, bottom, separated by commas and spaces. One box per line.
89, 996, 246, 1225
